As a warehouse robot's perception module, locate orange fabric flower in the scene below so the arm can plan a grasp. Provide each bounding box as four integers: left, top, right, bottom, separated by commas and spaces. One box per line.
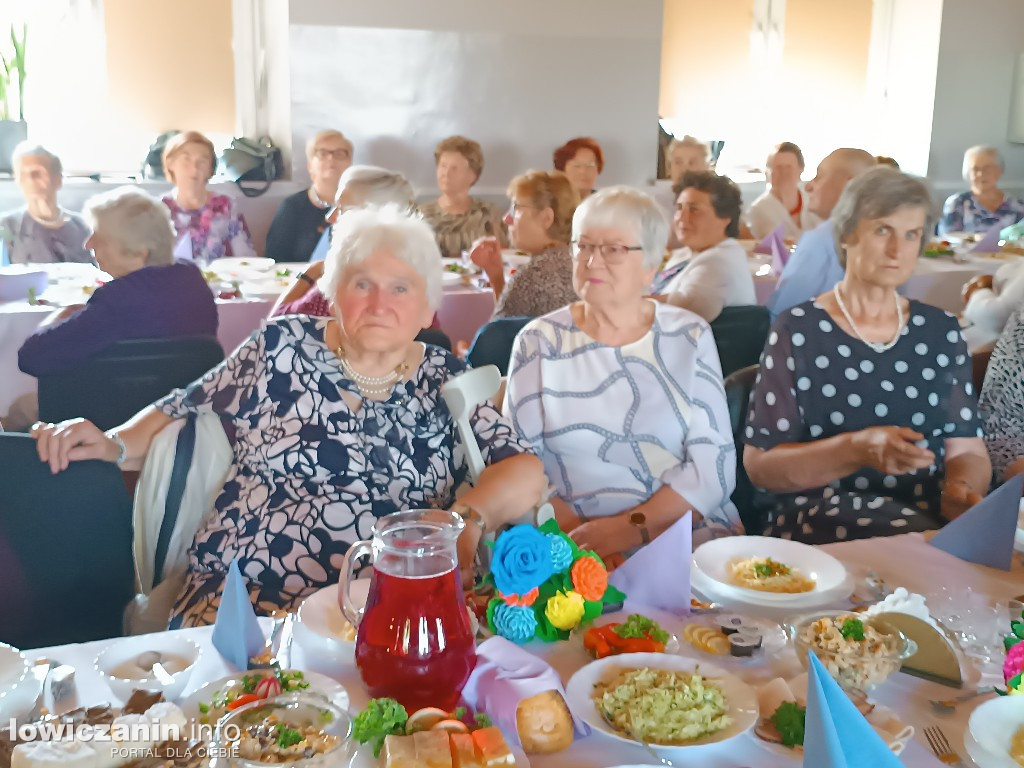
570, 556, 608, 601
502, 587, 539, 607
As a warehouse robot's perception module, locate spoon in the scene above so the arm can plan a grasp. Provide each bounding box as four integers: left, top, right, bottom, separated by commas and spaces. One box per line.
136, 651, 175, 686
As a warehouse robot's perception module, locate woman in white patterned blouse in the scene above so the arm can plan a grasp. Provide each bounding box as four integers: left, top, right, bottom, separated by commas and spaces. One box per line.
504, 186, 742, 562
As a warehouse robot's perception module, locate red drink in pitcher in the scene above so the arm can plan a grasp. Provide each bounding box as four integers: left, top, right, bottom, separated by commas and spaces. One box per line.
339, 510, 477, 711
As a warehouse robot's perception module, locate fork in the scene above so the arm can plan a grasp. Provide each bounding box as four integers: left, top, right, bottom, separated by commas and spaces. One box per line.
923, 725, 965, 766
929, 686, 996, 714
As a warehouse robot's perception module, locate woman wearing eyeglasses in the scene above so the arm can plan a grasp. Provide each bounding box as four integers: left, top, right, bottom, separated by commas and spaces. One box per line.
264, 130, 353, 262
553, 137, 604, 200
504, 186, 742, 564
468, 170, 579, 318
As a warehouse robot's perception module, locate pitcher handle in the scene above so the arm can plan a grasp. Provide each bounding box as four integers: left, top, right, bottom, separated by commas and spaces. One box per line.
339, 539, 372, 628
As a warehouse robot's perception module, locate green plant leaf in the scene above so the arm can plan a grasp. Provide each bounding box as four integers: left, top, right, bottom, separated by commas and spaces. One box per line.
603, 584, 626, 604
581, 599, 603, 624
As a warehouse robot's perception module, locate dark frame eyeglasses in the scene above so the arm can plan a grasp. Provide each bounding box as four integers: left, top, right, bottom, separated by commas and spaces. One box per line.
570, 241, 644, 264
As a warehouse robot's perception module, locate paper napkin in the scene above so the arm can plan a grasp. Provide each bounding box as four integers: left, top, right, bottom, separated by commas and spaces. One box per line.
172, 233, 193, 261
802, 652, 903, 767
971, 223, 1003, 254
211, 559, 265, 670
929, 474, 1024, 570
754, 223, 787, 256
608, 511, 691, 616
461, 636, 588, 747
770, 231, 789, 274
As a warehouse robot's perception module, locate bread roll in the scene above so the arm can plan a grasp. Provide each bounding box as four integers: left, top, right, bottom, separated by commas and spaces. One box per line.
514, 690, 573, 754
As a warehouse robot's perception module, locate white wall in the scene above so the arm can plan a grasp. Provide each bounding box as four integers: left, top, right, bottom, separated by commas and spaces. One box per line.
928, 0, 1024, 199
285, 0, 664, 195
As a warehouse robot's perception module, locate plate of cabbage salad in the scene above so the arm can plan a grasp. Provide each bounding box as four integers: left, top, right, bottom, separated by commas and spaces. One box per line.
565, 653, 758, 751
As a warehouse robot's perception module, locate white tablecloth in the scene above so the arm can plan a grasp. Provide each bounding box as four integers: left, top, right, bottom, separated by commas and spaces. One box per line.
0, 265, 496, 423
746, 252, 1010, 315
27, 534, 1023, 767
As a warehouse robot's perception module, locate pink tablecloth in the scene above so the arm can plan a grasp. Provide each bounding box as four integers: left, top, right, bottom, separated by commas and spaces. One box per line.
436, 284, 496, 346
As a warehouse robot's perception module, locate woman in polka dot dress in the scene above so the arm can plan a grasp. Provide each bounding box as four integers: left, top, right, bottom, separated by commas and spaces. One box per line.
744, 168, 991, 544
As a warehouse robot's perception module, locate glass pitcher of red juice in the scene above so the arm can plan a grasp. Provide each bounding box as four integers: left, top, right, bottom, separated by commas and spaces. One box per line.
339, 509, 476, 711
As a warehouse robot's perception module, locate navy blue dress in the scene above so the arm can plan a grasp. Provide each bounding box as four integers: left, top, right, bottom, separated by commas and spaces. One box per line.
744, 299, 983, 543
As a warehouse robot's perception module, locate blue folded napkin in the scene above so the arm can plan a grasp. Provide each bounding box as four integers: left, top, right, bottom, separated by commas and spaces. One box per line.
0, 240, 9, 267
211, 559, 265, 670
309, 229, 330, 263
803, 651, 902, 768
608, 511, 691, 616
929, 474, 1024, 570
754, 223, 787, 256
971, 223, 1003, 253
173, 233, 193, 261
770, 232, 789, 274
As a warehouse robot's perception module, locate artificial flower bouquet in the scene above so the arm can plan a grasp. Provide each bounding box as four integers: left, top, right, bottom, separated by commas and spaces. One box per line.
1002, 604, 1024, 695
483, 519, 625, 643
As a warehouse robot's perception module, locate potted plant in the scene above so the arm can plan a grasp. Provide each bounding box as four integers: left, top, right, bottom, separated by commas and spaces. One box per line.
0, 23, 28, 174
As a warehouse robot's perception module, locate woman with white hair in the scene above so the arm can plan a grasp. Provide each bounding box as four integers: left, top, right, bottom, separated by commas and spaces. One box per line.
505, 186, 742, 562
745, 168, 990, 544
666, 135, 710, 184
0, 142, 91, 264
31, 205, 545, 626
18, 187, 217, 376
270, 165, 417, 318
939, 145, 1024, 235
264, 129, 353, 262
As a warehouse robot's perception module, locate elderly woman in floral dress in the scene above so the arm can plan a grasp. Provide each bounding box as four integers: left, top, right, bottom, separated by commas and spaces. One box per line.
31, 206, 546, 626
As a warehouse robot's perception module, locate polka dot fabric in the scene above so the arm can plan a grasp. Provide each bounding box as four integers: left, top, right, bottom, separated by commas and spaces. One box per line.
744, 299, 983, 543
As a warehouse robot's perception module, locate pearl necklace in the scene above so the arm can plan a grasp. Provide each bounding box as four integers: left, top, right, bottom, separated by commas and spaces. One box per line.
310, 187, 332, 209
334, 344, 409, 398
832, 284, 904, 353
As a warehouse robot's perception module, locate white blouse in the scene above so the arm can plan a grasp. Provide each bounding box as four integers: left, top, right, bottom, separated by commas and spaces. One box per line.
745, 188, 821, 241
504, 301, 742, 544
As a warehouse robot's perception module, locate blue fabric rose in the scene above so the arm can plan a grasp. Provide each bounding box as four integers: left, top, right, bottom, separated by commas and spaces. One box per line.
492, 602, 538, 643
491, 525, 554, 597
548, 533, 574, 572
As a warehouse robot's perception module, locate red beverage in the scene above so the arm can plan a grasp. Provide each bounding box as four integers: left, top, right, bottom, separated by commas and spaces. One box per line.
355, 564, 477, 711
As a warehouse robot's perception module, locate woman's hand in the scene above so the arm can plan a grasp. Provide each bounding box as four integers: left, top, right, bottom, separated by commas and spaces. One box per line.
940, 479, 983, 521
569, 514, 638, 559
469, 237, 503, 277
851, 426, 935, 475
30, 418, 118, 474
962, 274, 994, 305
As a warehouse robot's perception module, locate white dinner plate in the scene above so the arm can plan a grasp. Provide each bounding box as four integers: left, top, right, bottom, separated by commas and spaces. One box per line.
967, 695, 1024, 767
349, 742, 530, 767
677, 614, 786, 663
501, 250, 531, 268
208, 257, 276, 273
565, 653, 758, 752
179, 670, 349, 723
294, 580, 368, 658
442, 271, 467, 285
692, 537, 847, 603
690, 565, 855, 613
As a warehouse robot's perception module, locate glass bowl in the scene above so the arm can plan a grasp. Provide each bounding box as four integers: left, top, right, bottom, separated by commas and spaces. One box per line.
214, 692, 354, 767
787, 610, 917, 691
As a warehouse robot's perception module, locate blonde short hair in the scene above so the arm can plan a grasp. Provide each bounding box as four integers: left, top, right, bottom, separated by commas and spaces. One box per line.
340, 165, 415, 209
83, 187, 176, 267
572, 186, 669, 271
306, 129, 353, 160
668, 135, 710, 164
319, 205, 443, 310
162, 131, 216, 184
12, 142, 62, 178
434, 136, 484, 182
507, 170, 579, 244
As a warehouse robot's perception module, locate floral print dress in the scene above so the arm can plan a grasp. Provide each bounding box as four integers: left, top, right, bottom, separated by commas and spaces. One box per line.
162, 192, 257, 263
157, 316, 530, 627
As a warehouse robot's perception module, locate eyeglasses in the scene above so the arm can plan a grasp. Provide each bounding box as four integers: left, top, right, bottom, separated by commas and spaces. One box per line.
570, 241, 644, 264
509, 202, 535, 216
567, 161, 599, 170
314, 148, 351, 161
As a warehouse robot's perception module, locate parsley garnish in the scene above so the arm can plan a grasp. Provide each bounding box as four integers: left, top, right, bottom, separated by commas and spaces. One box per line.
613, 614, 670, 643
275, 725, 303, 749
770, 701, 806, 747
754, 558, 790, 578
840, 618, 865, 641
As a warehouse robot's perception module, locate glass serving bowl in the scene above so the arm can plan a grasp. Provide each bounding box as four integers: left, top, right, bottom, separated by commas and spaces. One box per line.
214, 692, 354, 767
787, 610, 917, 691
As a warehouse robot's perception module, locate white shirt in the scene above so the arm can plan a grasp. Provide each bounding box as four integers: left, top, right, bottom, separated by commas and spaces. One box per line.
659, 237, 757, 322
745, 188, 821, 241
963, 258, 1024, 347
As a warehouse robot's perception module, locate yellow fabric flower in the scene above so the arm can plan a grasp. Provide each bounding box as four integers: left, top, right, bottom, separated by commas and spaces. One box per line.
546, 589, 585, 630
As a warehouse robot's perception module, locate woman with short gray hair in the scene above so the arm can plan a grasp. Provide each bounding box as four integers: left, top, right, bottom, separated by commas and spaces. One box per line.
939, 145, 1024, 235
18, 187, 217, 376
505, 186, 742, 562
1, 142, 91, 264
744, 167, 991, 544
30, 204, 546, 625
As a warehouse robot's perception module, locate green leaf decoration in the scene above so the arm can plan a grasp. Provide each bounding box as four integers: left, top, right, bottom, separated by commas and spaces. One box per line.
1010, 672, 1023, 690
1012, 620, 1024, 640
537, 518, 562, 536
581, 599, 603, 624
603, 584, 626, 605
1006, 636, 1022, 653
485, 598, 502, 635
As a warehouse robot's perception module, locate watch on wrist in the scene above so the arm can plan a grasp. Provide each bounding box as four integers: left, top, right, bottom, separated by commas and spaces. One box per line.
453, 502, 487, 534
628, 511, 650, 545
297, 272, 316, 285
